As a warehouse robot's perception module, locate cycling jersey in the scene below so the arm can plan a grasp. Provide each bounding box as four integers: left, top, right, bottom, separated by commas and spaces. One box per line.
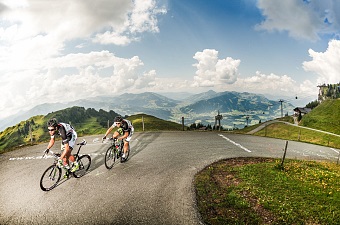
50, 123, 77, 149
111, 119, 134, 142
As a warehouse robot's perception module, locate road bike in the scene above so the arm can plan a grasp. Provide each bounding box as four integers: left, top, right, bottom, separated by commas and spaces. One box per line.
104, 138, 130, 169
40, 140, 91, 191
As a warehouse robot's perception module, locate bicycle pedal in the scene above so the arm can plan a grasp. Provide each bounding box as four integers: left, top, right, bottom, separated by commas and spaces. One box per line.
64, 172, 70, 179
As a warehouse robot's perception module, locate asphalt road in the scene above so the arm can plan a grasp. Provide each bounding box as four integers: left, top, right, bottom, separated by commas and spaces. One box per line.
0, 131, 339, 225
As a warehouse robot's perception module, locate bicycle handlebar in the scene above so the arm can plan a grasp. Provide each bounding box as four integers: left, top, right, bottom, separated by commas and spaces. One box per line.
42, 149, 59, 159
42, 139, 86, 158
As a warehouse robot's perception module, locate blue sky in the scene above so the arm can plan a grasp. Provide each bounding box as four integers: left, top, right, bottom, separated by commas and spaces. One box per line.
0, 0, 340, 120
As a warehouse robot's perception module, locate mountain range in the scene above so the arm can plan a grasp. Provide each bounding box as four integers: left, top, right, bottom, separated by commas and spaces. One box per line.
0, 90, 295, 131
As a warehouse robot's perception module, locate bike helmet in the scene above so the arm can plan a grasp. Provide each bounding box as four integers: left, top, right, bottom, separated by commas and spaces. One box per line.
47, 118, 58, 127
114, 116, 123, 123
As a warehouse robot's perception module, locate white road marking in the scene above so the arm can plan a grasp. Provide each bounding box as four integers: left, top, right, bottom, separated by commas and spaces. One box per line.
218, 134, 252, 152
330, 148, 339, 154
8, 153, 104, 161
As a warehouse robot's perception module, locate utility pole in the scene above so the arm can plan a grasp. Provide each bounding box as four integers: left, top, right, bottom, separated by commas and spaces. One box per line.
279, 99, 284, 118
215, 110, 223, 131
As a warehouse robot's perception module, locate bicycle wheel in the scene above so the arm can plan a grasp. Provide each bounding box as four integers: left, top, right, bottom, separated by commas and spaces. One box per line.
105, 146, 117, 169
40, 165, 61, 191
73, 155, 91, 178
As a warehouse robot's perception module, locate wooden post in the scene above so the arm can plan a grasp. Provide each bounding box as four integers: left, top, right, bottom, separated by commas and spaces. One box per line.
29, 123, 33, 145
327, 135, 330, 146
298, 129, 301, 141
281, 141, 289, 168
337, 151, 340, 165
142, 116, 145, 131
107, 120, 110, 128
182, 117, 184, 131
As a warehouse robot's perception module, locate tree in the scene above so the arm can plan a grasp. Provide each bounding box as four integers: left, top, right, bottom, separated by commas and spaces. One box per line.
305, 100, 319, 109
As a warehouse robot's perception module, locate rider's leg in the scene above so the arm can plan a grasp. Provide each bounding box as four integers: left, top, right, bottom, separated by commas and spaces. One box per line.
67, 134, 76, 165
63, 147, 72, 166
112, 131, 121, 139
67, 148, 75, 163
123, 140, 129, 154
122, 134, 132, 158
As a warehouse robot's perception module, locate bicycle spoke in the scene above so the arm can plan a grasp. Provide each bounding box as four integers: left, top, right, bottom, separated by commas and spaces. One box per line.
73, 155, 91, 178
105, 146, 117, 169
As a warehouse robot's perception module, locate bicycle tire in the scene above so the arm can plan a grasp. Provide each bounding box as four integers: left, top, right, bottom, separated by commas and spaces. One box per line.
105, 146, 117, 169
40, 165, 61, 191
73, 155, 91, 178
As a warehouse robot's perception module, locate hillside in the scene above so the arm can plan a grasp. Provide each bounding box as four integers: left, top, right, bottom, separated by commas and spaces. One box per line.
0, 91, 297, 131
300, 99, 340, 135
0, 107, 184, 154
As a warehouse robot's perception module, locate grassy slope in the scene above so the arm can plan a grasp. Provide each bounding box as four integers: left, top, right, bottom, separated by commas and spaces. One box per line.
195, 158, 340, 225
128, 114, 184, 132
300, 99, 340, 135
0, 113, 184, 154
233, 99, 340, 149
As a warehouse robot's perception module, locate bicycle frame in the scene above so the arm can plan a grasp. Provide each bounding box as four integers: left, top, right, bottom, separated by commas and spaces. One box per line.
104, 138, 130, 169
40, 140, 90, 191
43, 139, 87, 165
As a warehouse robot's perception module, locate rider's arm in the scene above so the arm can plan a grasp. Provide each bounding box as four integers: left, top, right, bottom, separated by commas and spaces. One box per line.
60, 142, 70, 159
118, 131, 129, 140
47, 135, 55, 150
104, 124, 115, 138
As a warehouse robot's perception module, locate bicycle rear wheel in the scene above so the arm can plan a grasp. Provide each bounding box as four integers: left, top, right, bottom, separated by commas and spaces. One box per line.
73, 155, 91, 178
40, 165, 61, 191
105, 146, 117, 169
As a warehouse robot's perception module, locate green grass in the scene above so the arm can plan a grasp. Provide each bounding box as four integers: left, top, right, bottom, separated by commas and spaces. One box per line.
0, 112, 184, 154
73, 117, 107, 136
300, 99, 340, 135
253, 122, 340, 149
195, 158, 340, 225
128, 114, 185, 132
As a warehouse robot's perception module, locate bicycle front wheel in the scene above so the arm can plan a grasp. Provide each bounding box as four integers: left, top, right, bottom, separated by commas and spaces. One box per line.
105, 146, 117, 169
40, 165, 61, 191
73, 155, 91, 178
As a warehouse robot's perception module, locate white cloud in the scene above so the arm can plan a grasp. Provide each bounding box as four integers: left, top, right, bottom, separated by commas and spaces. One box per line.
0, 49, 157, 119
219, 71, 318, 102
0, 0, 165, 120
255, 0, 340, 41
192, 49, 240, 87
236, 71, 298, 93
303, 39, 340, 84
93, 0, 166, 45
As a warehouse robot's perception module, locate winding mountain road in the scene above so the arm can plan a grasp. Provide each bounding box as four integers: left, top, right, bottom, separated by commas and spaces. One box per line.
0, 132, 338, 225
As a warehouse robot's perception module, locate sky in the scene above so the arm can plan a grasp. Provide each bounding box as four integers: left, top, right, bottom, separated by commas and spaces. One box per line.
1, 0, 340, 121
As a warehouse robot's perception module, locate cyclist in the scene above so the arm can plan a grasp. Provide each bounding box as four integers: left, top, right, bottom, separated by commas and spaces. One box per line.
102, 116, 134, 160
44, 118, 79, 173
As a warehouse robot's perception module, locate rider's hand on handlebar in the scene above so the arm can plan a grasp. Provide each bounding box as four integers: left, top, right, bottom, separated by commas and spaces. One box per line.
44, 149, 49, 154
102, 136, 106, 142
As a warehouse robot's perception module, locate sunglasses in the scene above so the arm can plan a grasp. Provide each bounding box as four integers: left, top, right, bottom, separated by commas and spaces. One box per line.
48, 128, 55, 131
